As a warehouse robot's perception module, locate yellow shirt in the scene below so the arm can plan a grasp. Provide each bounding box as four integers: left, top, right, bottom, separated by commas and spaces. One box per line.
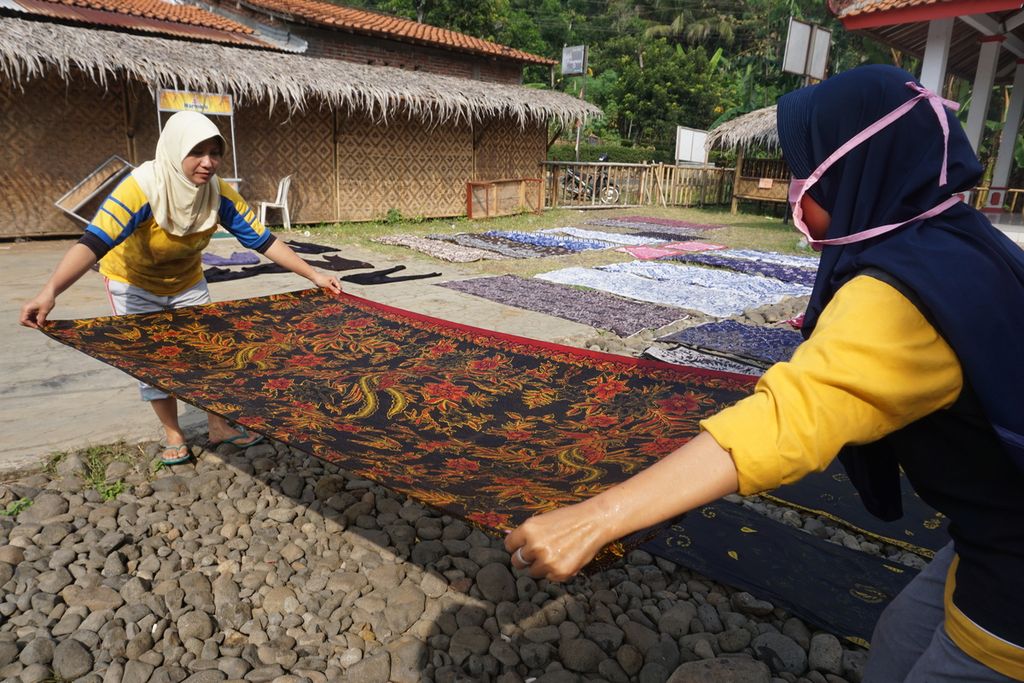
85, 176, 270, 296
702, 274, 963, 495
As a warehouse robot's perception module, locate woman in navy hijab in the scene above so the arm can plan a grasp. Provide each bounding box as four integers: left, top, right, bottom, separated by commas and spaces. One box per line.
506, 65, 1024, 682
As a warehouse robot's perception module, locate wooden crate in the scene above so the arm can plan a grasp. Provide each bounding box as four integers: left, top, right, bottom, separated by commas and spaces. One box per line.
466, 178, 543, 218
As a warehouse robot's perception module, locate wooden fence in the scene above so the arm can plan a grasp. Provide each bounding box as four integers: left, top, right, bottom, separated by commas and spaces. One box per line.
542, 161, 733, 209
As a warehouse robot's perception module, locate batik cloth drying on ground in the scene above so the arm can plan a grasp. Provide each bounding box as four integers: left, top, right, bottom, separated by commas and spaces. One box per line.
662, 252, 818, 287
42, 288, 754, 555
371, 235, 504, 263
642, 345, 764, 376
767, 461, 948, 556
484, 231, 611, 252
657, 320, 805, 369
438, 275, 686, 337
535, 267, 791, 318
596, 262, 810, 304
643, 500, 918, 646
540, 227, 663, 246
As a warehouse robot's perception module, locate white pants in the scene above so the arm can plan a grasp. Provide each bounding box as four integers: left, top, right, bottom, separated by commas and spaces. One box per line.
103, 278, 210, 401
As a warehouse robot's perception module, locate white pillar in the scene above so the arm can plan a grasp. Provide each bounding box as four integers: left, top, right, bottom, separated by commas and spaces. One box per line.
919, 18, 955, 92
965, 37, 1004, 153
992, 60, 1024, 187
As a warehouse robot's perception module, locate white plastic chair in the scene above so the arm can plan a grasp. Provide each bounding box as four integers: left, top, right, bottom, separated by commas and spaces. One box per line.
258, 175, 292, 230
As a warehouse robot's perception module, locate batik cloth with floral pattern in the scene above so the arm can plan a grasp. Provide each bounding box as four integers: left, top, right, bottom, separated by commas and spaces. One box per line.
42, 288, 754, 556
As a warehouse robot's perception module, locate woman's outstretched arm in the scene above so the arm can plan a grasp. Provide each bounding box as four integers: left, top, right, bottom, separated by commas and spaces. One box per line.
504, 431, 739, 582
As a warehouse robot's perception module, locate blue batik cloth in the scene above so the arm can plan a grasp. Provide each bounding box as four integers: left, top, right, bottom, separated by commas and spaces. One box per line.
536, 267, 798, 317
662, 252, 818, 286
484, 230, 611, 252
597, 261, 812, 299
657, 320, 805, 368
540, 227, 663, 245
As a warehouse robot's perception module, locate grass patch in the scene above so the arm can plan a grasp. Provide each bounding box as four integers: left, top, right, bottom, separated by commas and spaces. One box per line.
0, 498, 32, 516
288, 205, 810, 279
44, 441, 141, 500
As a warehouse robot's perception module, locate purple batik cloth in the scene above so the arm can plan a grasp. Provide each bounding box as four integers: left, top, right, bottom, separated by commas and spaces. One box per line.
657, 320, 804, 368
201, 251, 260, 266
662, 252, 818, 286
438, 275, 686, 337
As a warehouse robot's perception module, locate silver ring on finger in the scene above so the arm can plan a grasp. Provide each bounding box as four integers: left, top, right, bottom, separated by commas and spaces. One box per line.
513, 547, 530, 566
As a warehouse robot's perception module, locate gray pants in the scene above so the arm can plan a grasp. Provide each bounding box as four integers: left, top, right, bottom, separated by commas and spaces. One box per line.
864, 542, 1018, 683
104, 278, 210, 401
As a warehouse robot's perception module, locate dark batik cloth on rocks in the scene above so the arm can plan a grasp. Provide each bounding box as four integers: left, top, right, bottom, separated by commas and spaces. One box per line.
657, 320, 805, 369
641, 345, 763, 376
766, 460, 949, 556
42, 288, 754, 562
643, 500, 918, 646
438, 275, 686, 337
662, 252, 819, 287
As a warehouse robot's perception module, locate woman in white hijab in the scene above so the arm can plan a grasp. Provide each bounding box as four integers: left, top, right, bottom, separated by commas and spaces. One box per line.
20, 111, 342, 464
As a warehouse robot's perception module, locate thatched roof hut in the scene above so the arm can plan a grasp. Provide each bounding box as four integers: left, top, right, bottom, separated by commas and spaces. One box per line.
0, 16, 601, 236
0, 18, 600, 127
706, 105, 779, 153
705, 105, 787, 212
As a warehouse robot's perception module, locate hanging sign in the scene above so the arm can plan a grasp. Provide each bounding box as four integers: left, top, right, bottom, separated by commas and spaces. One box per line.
157, 89, 234, 116
561, 46, 587, 76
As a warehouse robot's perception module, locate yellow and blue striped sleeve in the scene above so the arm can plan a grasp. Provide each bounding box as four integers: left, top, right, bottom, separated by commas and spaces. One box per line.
701, 275, 963, 495
217, 180, 274, 252
79, 176, 152, 258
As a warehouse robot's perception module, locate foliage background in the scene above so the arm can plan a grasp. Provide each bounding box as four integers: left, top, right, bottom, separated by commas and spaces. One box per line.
346, 0, 1016, 183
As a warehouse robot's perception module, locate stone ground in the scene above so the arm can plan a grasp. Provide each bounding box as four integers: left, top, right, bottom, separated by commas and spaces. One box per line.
0, 228, 902, 682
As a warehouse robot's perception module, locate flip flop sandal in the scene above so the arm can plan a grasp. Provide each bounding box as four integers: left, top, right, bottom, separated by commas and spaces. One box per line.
208, 427, 265, 449
158, 442, 191, 465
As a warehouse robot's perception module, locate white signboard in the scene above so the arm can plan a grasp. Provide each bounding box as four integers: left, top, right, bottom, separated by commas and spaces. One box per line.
675, 126, 709, 165
783, 17, 831, 81
561, 45, 587, 76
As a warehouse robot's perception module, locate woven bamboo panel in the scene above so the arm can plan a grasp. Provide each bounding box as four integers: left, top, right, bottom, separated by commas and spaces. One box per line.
474, 117, 545, 181
0, 71, 128, 237
236, 104, 335, 224
336, 109, 473, 222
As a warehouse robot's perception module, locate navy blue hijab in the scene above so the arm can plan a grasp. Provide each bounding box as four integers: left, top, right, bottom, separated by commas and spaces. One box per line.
777, 64, 1024, 479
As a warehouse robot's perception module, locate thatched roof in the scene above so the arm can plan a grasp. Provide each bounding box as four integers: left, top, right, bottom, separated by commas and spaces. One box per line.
706, 105, 779, 152
0, 17, 601, 126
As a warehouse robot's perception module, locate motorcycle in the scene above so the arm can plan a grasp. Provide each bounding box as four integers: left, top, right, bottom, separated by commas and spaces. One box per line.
561, 153, 621, 204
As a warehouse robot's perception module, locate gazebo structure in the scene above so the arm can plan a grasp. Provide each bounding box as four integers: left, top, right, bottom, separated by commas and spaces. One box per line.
830, 0, 1024, 216
705, 106, 787, 214
0, 2, 600, 238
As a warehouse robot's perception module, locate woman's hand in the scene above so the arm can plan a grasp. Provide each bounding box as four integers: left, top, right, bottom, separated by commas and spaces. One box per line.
505, 432, 740, 583
504, 498, 613, 582
311, 271, 342, 294
20, 291, 56, 329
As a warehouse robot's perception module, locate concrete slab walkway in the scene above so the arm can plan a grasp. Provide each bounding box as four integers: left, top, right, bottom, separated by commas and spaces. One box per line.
0, 236, 595, 477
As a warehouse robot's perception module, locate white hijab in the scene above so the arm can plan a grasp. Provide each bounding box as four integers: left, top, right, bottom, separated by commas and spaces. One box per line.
133, 111, 225, 237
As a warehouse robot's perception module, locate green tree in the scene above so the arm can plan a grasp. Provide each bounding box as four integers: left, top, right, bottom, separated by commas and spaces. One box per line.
610, 39, 726, 151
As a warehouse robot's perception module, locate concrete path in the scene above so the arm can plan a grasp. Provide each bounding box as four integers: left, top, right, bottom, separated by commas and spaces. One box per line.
0, 236, 594, 477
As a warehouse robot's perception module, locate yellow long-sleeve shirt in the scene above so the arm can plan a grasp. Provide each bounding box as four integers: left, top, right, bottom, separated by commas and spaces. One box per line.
81, 175, 272, 296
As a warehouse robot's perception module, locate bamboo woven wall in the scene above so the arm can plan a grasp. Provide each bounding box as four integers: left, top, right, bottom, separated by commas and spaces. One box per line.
1, 71, 130, 237
0, 72, 551, 236
335, 109, 474, 222
474, 116, 546, 181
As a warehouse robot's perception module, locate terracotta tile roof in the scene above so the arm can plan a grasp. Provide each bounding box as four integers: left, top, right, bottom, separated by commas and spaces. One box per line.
830, 0, 962, 19
39, 0, 254, 32
240, 0, 555, 64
